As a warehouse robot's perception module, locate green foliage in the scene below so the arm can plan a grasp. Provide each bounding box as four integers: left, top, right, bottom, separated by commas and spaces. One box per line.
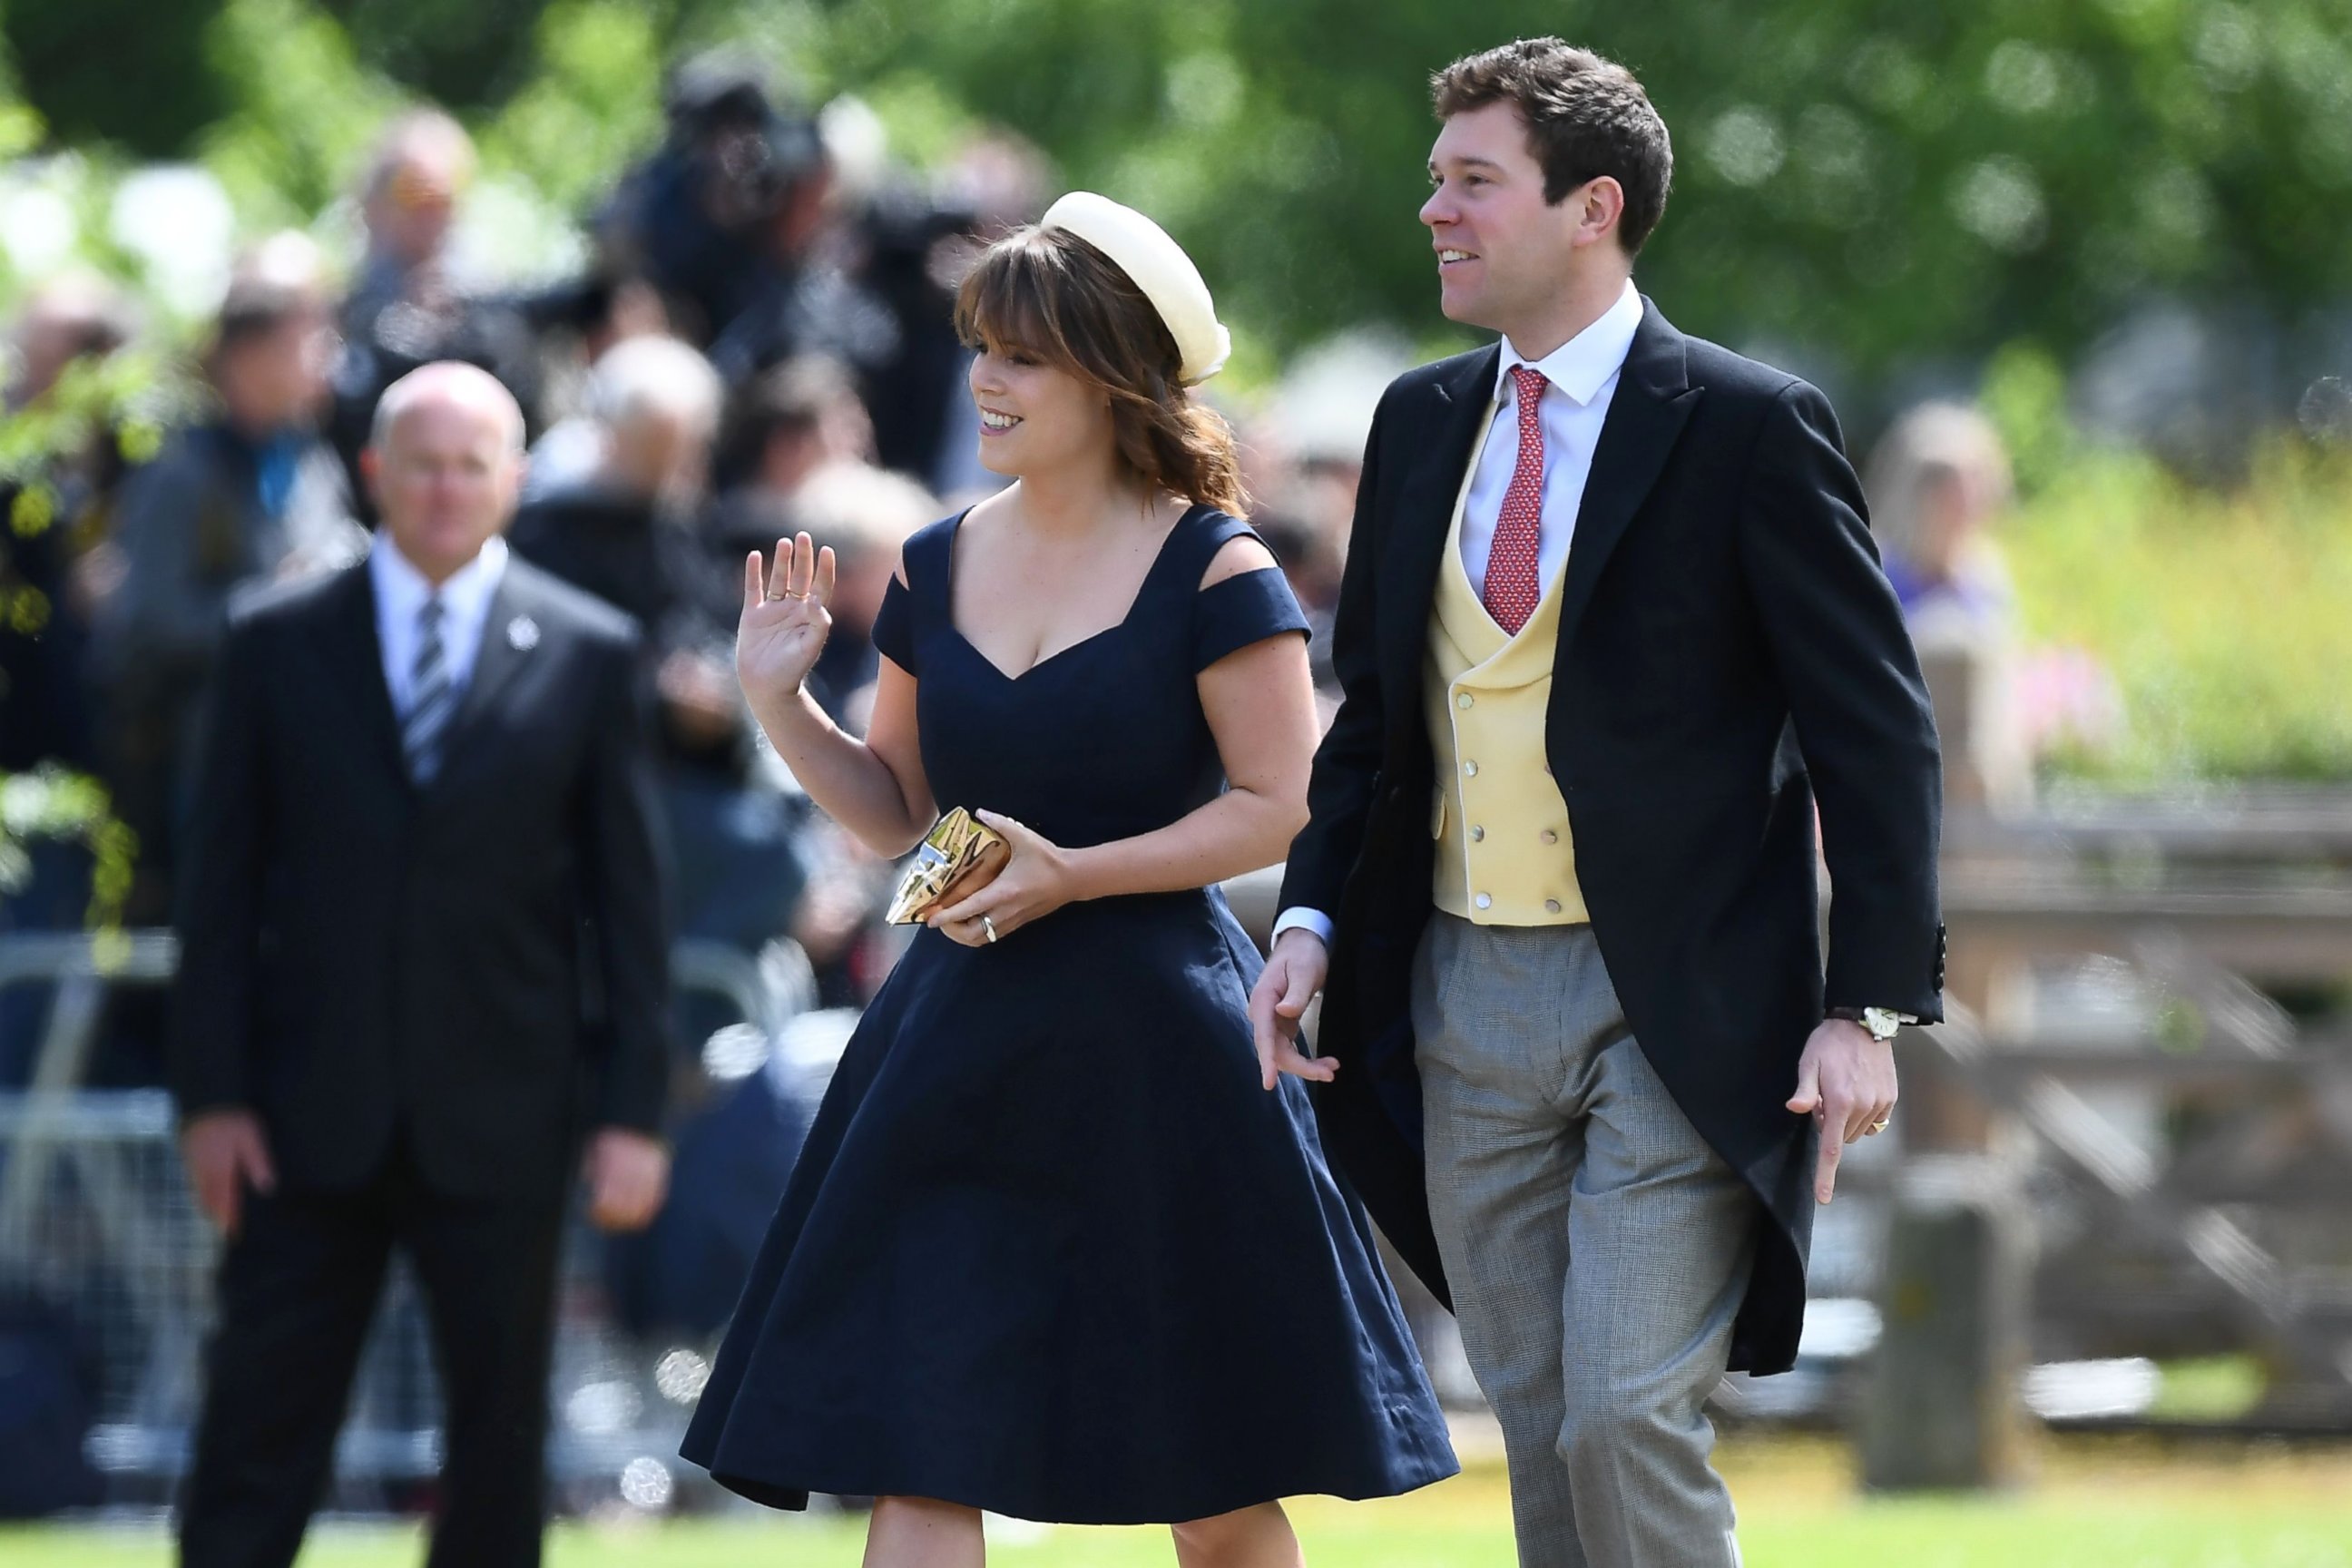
2, 0, 231, 157
2004, 436, 2352, 782
808, 0, 2352, 376
0, 349, 194, 502
199, 0, 407, 228
1979, 339, 2076, 495
0, 765, 136, 946
331, 0, 589, 113
13, 0, 2352, 378
475, 1, 670, 216
2149, 1355, 2266, 1421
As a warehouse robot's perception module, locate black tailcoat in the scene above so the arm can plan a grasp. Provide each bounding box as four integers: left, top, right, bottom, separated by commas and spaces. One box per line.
1279, 302, 1945, 1374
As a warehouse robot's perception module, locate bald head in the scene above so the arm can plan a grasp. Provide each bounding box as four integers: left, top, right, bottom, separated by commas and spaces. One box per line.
363, 362, 528, 585
363, 109, 475, 269
371, 361, 525, 456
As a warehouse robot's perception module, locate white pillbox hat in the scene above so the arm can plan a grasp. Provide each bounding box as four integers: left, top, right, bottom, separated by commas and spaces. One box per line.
1040, 191, 1232, 385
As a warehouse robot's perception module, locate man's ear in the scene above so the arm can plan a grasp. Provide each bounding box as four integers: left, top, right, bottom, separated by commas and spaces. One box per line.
1572, 176, 1627, 250
358, 445, 382, 509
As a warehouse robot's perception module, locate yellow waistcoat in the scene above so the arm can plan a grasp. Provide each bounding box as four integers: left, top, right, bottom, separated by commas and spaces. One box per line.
1423, 447, 1587, 926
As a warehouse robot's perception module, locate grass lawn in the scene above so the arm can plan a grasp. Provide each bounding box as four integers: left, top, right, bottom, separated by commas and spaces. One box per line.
7, 1436, 2352, 1566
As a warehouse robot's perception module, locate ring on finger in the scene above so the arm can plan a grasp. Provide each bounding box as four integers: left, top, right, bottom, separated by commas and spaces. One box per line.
1869, 1117, 1892, 1134
981, 914, 999, 945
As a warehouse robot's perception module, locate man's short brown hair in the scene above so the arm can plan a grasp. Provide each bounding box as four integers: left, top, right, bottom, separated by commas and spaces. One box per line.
1432, 38, 1674, 256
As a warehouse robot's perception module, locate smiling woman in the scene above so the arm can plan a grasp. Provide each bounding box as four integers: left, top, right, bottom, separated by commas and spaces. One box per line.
953, 212, 1246, 517
680, 191, 1457, 1563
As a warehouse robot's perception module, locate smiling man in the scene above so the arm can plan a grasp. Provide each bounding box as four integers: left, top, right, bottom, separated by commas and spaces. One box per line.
1249, 38, 1946, 1568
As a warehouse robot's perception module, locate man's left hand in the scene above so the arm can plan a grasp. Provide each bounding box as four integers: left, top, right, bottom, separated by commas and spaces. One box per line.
1786, 1019, 1897, 1205
583, 1128, 670, 1232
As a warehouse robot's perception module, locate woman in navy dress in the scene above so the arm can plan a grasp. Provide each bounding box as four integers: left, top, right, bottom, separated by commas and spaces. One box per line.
681, 193, 1455, 1565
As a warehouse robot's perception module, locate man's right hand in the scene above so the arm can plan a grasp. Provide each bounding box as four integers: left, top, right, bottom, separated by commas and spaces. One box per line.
180, 1110, 276, 1239
1248, 930, 1338, 1092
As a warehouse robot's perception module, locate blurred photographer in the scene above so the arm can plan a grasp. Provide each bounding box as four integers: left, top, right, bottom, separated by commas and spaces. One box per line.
603, 56, 898, 392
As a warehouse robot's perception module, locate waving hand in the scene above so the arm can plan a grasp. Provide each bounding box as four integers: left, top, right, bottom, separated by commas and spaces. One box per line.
738, 533, 838, 706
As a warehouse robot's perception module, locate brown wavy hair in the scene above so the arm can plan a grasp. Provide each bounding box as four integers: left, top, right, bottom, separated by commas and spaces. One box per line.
954, 225, 1247, 516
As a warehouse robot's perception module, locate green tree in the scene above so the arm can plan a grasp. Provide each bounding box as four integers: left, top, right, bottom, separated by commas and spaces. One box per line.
15, 0, 2352, 379
4, 0, 233, 157
810, 0, 2352, 374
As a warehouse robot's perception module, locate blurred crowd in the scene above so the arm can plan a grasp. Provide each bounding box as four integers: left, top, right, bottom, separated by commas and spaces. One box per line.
0, 58, 1387, 1132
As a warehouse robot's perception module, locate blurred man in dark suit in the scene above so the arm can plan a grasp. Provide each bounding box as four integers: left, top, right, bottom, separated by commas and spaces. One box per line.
169, 362, 672, 1568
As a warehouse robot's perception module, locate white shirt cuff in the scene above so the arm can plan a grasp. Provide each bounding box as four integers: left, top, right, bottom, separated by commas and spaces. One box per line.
1271, 907, 1334, 946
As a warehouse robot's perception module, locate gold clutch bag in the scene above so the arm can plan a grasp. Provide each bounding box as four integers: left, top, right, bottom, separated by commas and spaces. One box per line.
887, 808, 1012, 925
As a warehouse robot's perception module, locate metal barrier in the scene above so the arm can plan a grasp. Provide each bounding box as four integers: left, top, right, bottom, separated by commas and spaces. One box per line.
0, 930, 814, 1512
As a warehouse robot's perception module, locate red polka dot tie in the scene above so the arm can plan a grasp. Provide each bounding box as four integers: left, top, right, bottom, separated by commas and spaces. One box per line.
1481, 365, 1549, 634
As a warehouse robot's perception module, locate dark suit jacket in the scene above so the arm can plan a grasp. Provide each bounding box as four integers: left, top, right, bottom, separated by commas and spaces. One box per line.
168, 554, 671, 1196
1280, 301, 1945, 1375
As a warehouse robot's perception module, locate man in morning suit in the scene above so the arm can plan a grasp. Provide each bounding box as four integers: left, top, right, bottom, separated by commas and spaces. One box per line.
170, 362, 673, 1568
1249, 40, 1945, 1568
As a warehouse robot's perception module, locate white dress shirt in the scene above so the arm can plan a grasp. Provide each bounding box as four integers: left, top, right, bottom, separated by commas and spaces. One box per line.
371, 533, 510, 716
1459, 279, 1643, 592
1272, 281, 1644, 949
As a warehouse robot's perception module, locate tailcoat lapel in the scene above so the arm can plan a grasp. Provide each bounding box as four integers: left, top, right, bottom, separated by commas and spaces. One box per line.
1378, 345, 1499, 703
1549, 300, 1700, 656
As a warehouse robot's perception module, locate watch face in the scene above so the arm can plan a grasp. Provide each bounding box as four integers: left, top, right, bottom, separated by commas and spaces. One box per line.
1862, 1007, 1901, 1040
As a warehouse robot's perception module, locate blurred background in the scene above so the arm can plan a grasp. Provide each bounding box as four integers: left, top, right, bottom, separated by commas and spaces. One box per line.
1, 1, 2349, 1563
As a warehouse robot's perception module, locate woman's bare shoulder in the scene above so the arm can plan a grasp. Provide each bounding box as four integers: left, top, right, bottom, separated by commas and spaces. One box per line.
1199, 531, 1280, 590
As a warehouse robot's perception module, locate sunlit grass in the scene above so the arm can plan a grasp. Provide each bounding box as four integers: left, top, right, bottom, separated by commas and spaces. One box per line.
9, 1436, 2352, 1567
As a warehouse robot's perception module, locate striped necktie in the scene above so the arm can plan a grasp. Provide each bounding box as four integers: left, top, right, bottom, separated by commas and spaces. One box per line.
403, 596, 456, 784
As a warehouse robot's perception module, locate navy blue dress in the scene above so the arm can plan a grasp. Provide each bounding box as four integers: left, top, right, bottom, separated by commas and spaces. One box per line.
681, 505, 1457, 1524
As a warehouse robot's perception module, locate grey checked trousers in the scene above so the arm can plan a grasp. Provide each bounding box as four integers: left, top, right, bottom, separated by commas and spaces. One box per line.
1412, 914, 1758, 1568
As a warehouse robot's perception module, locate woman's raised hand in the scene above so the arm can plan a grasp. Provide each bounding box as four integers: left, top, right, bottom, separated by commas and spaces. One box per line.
738, 533, 838, 708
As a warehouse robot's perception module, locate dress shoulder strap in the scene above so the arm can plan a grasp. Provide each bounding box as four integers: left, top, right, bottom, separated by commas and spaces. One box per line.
897, 511, 965, 618
1155, 505, 1262, 597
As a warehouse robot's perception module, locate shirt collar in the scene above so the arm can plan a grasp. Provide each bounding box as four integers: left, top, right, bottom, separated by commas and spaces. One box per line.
369, 531, 510, 626
1496, 279, 1644, 408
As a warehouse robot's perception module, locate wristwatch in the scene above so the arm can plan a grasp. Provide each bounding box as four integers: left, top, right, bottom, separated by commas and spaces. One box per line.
1828, 1005, 1909, 1043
